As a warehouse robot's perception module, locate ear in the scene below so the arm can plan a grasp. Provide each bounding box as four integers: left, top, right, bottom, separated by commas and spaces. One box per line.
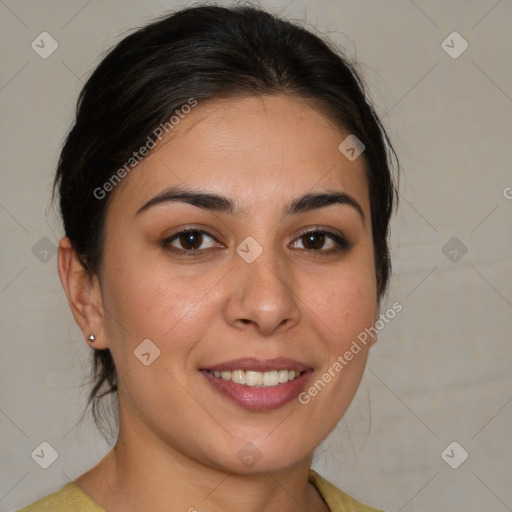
57, 237, 108, 349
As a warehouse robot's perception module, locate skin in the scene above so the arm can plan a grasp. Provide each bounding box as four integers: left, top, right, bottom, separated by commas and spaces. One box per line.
58, 94, 380, 512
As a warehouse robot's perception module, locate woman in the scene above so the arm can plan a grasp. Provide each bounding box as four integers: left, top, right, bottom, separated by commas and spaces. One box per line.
17, 4, 397, 511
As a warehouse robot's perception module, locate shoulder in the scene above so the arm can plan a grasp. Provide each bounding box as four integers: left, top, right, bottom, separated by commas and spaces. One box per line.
309, 469, 386, 512
15, 482, 105, 512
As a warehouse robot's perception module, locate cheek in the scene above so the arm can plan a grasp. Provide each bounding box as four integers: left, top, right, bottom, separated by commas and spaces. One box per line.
294, 266, 376, 444
99, 247, 225, 357
303, 260, 378, 347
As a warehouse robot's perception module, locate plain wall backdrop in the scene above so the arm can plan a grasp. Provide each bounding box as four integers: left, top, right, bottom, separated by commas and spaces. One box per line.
1, 1, 511, 511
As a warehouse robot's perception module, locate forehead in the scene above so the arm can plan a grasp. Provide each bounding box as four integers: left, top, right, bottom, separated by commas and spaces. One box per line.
107, 94, 370, 219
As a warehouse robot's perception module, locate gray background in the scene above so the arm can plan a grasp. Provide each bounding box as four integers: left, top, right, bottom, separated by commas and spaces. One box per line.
1, 1, 511, 511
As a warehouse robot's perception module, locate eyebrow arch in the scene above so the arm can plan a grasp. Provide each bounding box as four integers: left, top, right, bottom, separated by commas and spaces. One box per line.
135, 185, 364, 222
285, 191, 364, 221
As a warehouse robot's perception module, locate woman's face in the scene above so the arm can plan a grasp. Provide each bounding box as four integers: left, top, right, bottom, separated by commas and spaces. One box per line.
96, 94, 379, 473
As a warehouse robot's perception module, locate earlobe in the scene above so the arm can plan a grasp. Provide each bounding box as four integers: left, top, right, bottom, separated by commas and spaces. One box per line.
57, 237, 108, 349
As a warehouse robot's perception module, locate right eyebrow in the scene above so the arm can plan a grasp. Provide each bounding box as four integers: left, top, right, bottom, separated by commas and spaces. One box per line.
135, 186, 235, 217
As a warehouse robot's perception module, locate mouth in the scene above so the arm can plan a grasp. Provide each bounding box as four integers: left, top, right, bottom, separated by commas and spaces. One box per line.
205, 368, 304, 387
200, 358, 313, 411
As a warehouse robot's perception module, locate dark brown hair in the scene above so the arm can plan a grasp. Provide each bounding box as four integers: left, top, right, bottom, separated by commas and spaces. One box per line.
54, 4, 398, 439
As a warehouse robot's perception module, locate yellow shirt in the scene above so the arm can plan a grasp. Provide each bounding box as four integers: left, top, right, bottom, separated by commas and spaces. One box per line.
16, 469, 384, 512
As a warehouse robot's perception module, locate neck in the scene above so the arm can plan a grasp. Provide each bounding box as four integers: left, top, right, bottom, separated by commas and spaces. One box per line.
76, 405, 328, 512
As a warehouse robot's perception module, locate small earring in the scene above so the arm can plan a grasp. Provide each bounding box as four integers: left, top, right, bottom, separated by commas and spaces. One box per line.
87, 334, 96, 342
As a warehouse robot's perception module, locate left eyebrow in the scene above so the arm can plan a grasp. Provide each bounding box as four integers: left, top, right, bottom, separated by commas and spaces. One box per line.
134, 185, 364, 222
284, 191, 364, 221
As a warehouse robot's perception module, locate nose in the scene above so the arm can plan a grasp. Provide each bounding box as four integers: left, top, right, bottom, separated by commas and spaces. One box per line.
223, 243, 301, 336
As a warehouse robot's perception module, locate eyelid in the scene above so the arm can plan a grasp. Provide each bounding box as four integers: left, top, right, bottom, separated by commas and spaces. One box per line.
161, 228, 223, 254
162, 225, 352, 255
291, 227, 352, 252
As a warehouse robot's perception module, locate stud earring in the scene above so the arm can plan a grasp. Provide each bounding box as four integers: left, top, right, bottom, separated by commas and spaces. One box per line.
87, 334, 96, 342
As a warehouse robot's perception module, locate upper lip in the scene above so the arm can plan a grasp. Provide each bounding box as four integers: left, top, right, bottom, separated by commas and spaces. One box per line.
201, 357, 312, 373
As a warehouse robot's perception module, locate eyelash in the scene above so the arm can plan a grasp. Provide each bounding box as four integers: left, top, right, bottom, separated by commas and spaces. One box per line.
161, 228, 352, 256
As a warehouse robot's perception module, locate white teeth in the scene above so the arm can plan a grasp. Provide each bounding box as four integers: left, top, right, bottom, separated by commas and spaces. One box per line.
278, 369, 289, 383
263, 370, 279, 387
207, 369, 302, 387
246, 371, 263, 387
231, 369, 246, 384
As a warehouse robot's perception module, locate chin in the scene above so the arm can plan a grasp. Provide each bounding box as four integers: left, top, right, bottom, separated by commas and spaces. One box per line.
203, 434, 314, 475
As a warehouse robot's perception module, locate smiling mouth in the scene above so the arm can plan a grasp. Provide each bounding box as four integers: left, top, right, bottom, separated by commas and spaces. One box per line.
205, 369, 304, 388
200, 357, 313, 410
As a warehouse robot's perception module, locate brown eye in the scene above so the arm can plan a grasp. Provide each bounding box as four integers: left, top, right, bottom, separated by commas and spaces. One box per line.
162, 229, 218, 254
301, 232, 326, 250
292, 230, 351, 253
178, 231, 203, 250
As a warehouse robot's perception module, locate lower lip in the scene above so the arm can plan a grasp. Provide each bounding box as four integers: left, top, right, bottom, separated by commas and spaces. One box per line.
201, 370, 313, 411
